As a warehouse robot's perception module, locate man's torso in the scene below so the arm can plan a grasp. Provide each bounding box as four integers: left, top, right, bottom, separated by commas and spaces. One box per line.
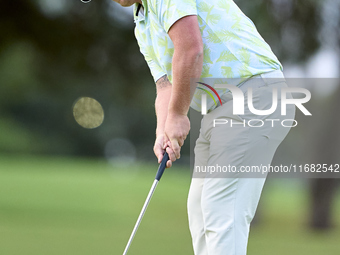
134, 0, 282, 111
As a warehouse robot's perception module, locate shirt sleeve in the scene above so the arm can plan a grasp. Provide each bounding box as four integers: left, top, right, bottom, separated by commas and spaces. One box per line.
156, 0, 198, 33
145, 55, 167, 83
134, 27, 166, 82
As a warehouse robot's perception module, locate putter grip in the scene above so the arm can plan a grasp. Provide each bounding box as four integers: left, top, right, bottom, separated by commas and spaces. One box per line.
155, 152, 169, 181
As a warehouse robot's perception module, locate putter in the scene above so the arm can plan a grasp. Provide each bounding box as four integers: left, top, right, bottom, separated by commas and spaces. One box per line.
122, 152, 169, 255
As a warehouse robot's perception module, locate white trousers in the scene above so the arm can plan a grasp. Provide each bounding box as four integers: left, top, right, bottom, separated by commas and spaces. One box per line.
187, 70, 295, 255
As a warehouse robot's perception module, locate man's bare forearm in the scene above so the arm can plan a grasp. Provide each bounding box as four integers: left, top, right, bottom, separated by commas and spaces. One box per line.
168, 15, 204, 117
169, 49, 203, 116
156, 15, 203, 161
155, 75, 172, 137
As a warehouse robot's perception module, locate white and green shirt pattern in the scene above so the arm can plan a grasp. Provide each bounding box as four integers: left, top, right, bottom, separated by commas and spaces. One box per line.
134, 0, 283, 111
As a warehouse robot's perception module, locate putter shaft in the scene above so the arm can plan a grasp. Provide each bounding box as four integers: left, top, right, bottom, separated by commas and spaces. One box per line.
122, 179, 159, 255
122, 152, 169, 255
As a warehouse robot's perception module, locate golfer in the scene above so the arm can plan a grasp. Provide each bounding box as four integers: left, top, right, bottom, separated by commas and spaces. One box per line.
113, 0, 295, 254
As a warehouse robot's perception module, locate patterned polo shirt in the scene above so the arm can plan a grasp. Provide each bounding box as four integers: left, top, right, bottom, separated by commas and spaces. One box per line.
133, 0, 282, 111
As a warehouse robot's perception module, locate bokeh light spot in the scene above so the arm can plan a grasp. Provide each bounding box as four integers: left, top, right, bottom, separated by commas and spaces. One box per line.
105, 138, 137, 166
73, 97, 104, 129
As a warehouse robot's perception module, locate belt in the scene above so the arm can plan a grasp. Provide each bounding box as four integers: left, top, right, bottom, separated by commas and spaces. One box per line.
220, 69, 286, 104
208, 70, 286, 112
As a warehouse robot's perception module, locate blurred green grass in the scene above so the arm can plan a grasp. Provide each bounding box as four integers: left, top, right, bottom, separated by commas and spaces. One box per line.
0, 155, 339, 255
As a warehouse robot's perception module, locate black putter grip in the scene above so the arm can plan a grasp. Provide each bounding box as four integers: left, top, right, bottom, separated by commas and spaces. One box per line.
155, 152, 169, 181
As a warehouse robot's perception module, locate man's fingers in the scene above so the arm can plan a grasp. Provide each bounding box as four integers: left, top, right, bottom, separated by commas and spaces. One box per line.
178, 137, 185, 147
170, 138, 181, 159
158, 153, 163, 163
156, 152, 164, 163
163, 136, 170, 149
166, 146, 176, 163
153, 144, 164, 163
166, 160, 172, 168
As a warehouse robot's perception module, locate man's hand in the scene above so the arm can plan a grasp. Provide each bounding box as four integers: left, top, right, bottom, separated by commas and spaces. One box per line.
164, 113, 190, 160
153, 134, 177, 168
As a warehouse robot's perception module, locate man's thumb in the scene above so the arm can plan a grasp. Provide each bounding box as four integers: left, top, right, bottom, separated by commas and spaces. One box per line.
157, 151, 163, 163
